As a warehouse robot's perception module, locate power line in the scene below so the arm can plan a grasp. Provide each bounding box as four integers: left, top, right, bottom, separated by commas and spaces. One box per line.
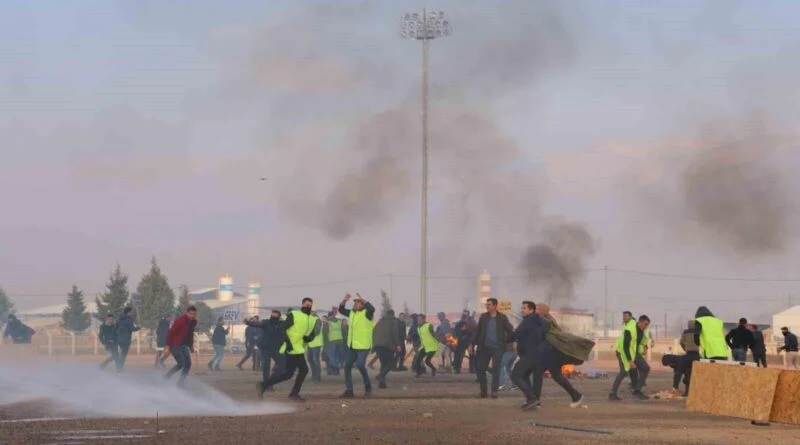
609, 268, 800, 283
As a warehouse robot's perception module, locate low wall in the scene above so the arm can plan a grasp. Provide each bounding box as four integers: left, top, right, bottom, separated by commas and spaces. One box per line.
686, 361, 800, 425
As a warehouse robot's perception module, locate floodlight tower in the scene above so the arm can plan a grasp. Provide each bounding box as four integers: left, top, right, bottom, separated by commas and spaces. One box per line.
400, 9, 452, 315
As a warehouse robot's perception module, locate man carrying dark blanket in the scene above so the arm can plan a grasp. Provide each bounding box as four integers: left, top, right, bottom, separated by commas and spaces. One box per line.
536, 303, 589, 407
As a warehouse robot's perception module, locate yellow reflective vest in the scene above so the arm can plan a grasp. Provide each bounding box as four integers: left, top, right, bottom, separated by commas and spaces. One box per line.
327, 319, 343, 342
637, 328, 650, 355
286, 310, 315, 355
615, 320, 637, 371
696, 315, 728, 359
348, 309, 374, 350
418, 322, 439, 353
307, 316, 323, 348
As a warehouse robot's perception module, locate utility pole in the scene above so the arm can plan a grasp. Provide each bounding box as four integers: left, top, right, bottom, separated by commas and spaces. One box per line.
603, 265, 609, 337
400, 10, 452, 315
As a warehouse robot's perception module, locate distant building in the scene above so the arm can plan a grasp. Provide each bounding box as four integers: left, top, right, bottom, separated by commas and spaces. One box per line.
772, 305, 800, 340
18, 275, 264, 329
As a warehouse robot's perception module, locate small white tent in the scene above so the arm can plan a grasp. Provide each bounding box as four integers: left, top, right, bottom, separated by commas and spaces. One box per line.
772, 305, 800, 340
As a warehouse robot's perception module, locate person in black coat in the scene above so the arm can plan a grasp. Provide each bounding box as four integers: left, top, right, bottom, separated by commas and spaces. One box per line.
3, 314, 35, 344
154, 314, 171, 368
246, 310, 287, 387
208, 317, 229, 371
510, 301, 546, 410
98, 314, 119, 370
237, 316, 262, 371
115, 307, 140, 372
748, 324, 767, 368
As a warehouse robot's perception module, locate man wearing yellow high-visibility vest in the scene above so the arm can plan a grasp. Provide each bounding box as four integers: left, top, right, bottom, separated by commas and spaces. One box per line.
339, 293, 376, 398
413, 314, 439, 377
324, 312, 345, 375
609, 311, 648, 400
632, 315, 652, 397
257, 298, 317, 402
693, 306, 729, 360
306, 312, 324, 383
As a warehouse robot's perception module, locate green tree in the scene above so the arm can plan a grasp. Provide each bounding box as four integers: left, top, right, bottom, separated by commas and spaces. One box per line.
195, 301, 214, 333
380, 289, 392, 314
175, 284, 192, 316
136, 257, 176, 330
94, 264, 130, 321
61, 285, 91, 333
0, 287, 15, 331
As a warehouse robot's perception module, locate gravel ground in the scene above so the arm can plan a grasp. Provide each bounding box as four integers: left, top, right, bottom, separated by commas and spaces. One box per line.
1, 358, 798, 445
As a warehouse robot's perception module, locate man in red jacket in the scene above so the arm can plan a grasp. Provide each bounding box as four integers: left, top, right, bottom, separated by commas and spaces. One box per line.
162, 306, 198, 388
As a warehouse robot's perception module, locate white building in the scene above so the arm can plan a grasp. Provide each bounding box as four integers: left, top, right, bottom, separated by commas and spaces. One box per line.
772, 305, 800, 339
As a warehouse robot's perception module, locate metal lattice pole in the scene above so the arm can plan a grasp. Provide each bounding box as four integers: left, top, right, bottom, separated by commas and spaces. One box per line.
400, 9, 452, 315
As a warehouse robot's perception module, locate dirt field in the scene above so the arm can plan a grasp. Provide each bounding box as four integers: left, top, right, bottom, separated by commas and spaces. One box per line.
1, 356, 798, 445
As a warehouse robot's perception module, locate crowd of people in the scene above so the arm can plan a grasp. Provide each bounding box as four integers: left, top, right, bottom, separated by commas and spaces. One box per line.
84, 295, 800, 408
204, 294, 597, 410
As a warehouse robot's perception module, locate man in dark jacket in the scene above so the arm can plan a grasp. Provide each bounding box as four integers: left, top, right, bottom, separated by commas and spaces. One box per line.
725, 318, 754, 362
115, 307, 140, 372
536, 304, 584, 406
394, 312, 408, 371
163, 306, 198, 388
452, 310, 474, 374
98, 314, 119, 370
208, 317, 229, 371
748, 324, 767, 368
510, 301, 546, 409
247, 310, 286, 387
405, 313, 422, 372
778, 327, 799, 369
237, 316, 261, 371
154, 314, 171, 368
472, 298, 515, 398
3, 314, 35, 344
373, 309, 404, 388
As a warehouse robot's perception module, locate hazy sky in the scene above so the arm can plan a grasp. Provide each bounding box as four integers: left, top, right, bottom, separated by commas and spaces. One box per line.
3, 1, 800, 330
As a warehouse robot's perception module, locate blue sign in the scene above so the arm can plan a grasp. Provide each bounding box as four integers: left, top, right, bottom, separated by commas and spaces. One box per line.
219, 284, 234, 292
131, 293, 142, 307
248, 287, 261, 294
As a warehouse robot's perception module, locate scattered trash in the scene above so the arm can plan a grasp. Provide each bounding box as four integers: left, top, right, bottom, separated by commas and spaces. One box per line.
341, 404, 348, 408
423, 413, 434, 419
158, 430, 166, 434
582, 405, 588, 409
652, 390, 684, 400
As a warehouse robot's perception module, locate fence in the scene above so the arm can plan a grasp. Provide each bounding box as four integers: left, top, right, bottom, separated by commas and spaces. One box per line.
0, 330, 246, 357
3, 330, 797, 368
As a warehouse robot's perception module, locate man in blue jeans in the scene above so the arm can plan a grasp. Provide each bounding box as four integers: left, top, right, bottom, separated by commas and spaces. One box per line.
163, 306, 198, 388
339, 293, 375, 398
305, 312, 324, 382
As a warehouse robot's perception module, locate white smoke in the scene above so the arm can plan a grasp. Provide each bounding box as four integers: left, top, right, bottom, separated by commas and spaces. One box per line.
0, 361, 292, 418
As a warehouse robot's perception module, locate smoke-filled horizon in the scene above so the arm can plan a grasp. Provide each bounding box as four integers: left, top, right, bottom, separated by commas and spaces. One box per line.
3, 1, 800, 323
